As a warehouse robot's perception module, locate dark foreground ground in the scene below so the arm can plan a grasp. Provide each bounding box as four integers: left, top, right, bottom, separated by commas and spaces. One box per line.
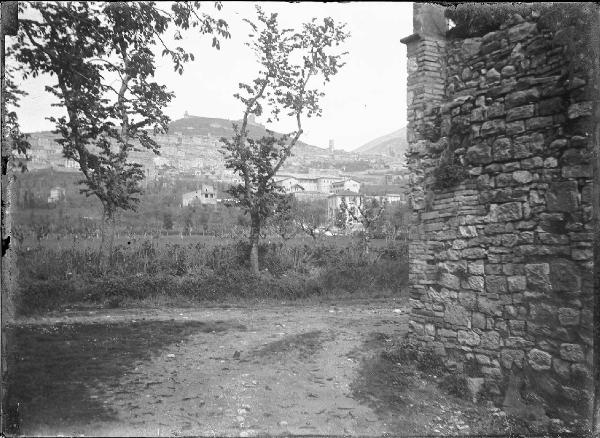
3, 299, 564, 437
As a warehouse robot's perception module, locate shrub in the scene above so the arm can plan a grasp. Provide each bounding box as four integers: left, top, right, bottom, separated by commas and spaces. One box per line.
439, 373, 471, 400
13, 236, 409, 315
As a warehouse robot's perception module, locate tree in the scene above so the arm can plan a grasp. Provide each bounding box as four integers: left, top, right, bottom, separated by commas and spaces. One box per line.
296, 199, 328, 241
382, 201, 411, 242
162, 211, 173, 231
12, 1, 229, 266
221, 6, 348, 273
341, 197, 386, 252
3, 68, 31, 172
268, 194, 298, 242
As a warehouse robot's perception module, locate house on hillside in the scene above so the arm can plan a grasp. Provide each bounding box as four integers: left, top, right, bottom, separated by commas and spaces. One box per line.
327, 190, 362, 225
275, 174, 351, 195
47, 186, 66, 204
331, 178, 361, 194
182, 184, 217, 207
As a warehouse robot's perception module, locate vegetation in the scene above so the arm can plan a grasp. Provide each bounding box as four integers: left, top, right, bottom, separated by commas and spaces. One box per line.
14, 235, 408, 316
12, 1, 229, 267
221, 6, 349, 273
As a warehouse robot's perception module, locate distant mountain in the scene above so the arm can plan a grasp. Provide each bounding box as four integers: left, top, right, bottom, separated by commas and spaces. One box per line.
169, 115, 327, 155
353, 126, 408, 159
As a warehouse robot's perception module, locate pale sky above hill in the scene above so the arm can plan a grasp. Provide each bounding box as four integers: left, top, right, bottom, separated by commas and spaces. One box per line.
9, 2, 412, 151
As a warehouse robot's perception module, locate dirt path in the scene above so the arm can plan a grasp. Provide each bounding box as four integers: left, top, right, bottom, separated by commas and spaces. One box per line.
6, 300, 412, 437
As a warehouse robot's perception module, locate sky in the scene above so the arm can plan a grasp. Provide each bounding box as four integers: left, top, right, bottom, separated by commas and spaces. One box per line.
9, 2, 413, 151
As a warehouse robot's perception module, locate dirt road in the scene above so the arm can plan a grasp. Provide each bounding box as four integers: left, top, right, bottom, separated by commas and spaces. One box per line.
5, 299, 510, 437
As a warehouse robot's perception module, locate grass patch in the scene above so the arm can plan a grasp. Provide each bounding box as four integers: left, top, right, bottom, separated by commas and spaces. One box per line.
14, 239, 409, 316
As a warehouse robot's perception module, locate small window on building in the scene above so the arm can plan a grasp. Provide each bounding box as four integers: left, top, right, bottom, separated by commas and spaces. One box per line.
205, 194, 208, 198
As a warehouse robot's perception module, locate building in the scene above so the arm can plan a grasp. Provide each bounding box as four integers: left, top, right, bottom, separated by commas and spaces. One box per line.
182, 184, 217, 207
47, 186, 66, 204
331, 178, 361, 194
327, 190, 362, 224
275, 174, 355, 195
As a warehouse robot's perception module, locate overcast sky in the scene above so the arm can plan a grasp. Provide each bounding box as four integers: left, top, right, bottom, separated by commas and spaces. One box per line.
10, 2, 412, 151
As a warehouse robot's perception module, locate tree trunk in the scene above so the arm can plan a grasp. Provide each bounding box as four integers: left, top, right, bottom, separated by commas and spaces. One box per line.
98, 210, 108, 270
107, 215, 116, 267
249, 212, 261, 275
98, 207, 114, 272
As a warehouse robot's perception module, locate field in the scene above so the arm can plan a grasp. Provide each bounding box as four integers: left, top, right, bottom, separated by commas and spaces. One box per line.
11, 233, 408, 316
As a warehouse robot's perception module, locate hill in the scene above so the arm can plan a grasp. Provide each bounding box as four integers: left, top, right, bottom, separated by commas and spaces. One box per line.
353, 126, 408, 159
170, 115, 328, 155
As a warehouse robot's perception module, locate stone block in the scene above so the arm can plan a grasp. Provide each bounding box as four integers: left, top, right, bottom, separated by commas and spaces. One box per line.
549, 259, 581, 293
466, 377, 485, 402
462, 247, 487, 259
558, 308, 580, 326
561, 148, 590, 166
546, 181, 579, 212
500, 348, 525, 369
478, 297, 502, 316
466, 275, 485, 291
505, 336, 534, 348
508, 21, 537, 42
525, 116, 554, 130
440, 272, 460, 290
458, 225, 477, 237
444, 302, 470, 327
528, 348, 552, 371
512, 170, 532, 184
466, 144, 493, 165
480, 330, 502, 350
567, 101, 593, 119
506, 104, 535, 121
505, 88, 540, 108
487, 102, 506, 118
486, 275, 507, 294
552, 357, 571, 379
458, 291, 477, 311
506, 121, 525, 135
468, 261, 485, 275
507, 275, 527, 292
559, 343, 584, 362
480, 119, 505, 137
458, 330, 481, 346
501, 65, 516, 77
525, 263, 551, 292
472, 312, 486, 329
489, 202, 523, 222
562, 165, 591, 178
509, 320, 526, 335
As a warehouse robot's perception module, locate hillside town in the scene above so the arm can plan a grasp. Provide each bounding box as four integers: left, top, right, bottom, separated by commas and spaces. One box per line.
16, 113, 410, 229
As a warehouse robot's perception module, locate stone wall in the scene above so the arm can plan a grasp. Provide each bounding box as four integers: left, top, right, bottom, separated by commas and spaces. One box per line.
402, 5, 594, 424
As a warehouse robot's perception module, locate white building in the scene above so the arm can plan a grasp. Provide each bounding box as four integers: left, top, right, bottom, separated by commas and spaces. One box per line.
327, 190, 362, 224
48, 187, 66, 204
331, 179, 361, 194
182, 184, 217, 207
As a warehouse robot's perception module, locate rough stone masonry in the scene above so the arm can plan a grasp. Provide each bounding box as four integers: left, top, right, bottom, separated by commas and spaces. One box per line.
401, 3, 594, 424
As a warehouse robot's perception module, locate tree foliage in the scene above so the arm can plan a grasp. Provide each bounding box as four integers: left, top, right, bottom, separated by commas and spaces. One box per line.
3, 68, 31, 172
13, 1, 229, 219
11, 1, 229, 263
221, 6, 348, 273
296, 199, 328, 240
